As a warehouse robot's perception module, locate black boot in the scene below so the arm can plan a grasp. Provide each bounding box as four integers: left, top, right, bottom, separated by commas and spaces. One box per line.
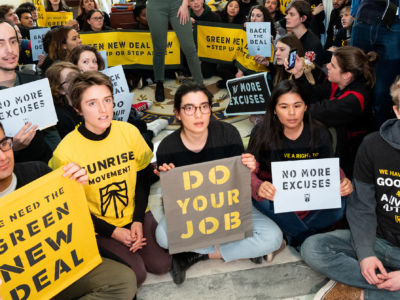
250, 256, 263, 264
171, 252, 208, 284
155, 81, 165, 102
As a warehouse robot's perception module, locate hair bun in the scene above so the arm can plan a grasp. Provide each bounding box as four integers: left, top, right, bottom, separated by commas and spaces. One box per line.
366, 51, 377, 64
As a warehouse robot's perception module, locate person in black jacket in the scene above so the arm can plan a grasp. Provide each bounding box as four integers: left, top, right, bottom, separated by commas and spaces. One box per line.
289, 46, 376, 176
301, 77, 400, 300
324, 0, 346, 49
284, 0, 324, 66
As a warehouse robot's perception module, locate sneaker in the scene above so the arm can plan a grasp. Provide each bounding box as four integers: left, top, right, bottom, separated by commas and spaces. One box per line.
132, 101, 153, 112
314, 280, 362, 300
265, 239, 286, 262
147, 119, 168, 137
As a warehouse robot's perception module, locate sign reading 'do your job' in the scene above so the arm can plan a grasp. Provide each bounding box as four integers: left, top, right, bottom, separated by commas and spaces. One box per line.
246, 22, 271, 57
160, 156, 253, 254
271, 158, 341, 213
101, 65, 132, 122
0, 78, 58, 137
225, 72, 271, 116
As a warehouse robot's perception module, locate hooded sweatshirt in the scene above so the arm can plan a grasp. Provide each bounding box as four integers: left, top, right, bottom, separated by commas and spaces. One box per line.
347, 119, 400, 261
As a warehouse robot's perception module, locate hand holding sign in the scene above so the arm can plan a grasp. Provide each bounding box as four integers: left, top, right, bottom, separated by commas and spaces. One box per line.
12, 122, 38, 151
257, 181, 277, 201
340, 177, 353, 196
63, 162, 89, 185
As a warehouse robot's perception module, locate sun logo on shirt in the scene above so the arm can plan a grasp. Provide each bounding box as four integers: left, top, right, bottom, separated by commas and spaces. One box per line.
99, 181, 129, 218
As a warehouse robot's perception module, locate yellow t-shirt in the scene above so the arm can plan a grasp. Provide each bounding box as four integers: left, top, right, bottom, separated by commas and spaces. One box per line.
49, 121, 153, 227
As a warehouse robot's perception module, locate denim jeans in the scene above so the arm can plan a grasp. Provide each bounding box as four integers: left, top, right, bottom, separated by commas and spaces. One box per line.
351, 21, 400, 127
252, 197, 346, 247
155, 206, 283, 262
301, 230, 400, 300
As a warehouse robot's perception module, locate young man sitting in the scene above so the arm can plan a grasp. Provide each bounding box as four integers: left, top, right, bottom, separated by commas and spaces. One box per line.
301, 76, 400, 299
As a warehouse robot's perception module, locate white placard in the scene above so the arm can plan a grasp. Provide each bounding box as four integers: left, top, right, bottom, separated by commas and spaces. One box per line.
30, 27, 51, 61
113, 92, 134, 122
271, 158, 341, 213
246, 22, 271, 57
0, 78, 58, 137
101, 65, 131, 122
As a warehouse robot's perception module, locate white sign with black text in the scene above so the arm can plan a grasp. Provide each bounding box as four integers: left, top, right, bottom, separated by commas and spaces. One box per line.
30, 27, 51, 61
0, 78, 58, 136
101, 65, 132, 122
271, 158, 341, 213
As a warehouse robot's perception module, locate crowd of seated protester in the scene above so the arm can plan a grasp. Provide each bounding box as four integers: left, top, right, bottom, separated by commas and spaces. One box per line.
0, 1, 399, 298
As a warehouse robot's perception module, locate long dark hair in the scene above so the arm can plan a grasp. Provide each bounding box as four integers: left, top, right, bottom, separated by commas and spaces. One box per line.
247, 80, 322, 172
220, 0, 243, 24
273, 34, 304, 86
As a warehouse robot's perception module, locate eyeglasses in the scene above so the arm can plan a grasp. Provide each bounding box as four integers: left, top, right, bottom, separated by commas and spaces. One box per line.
91, 16, 104, 21
180, 103, 211, 116
0, 137, 13, 152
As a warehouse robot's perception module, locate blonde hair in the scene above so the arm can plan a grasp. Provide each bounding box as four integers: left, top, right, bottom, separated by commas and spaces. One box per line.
390, 76, 400, 108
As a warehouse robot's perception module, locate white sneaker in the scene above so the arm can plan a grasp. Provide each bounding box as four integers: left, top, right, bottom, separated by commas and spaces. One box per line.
147, 119, 168, 137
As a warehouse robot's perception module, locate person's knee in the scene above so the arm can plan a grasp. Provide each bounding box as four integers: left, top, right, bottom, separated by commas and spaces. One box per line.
146, 254, 172, 275
118, 264, 138, 298
301, 233, 328, 266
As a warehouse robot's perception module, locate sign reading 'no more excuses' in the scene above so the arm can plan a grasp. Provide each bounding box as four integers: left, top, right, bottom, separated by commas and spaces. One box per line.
271, 158, 341, 213
160, 156, 253, 254
225, 72, 271, 116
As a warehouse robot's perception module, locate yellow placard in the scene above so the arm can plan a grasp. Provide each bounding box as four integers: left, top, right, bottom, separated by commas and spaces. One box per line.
34, 0, 73, 28
80, 31, 181, 67
197, 24, 243, 62
196, 22, 273, 73
280, 0, 291, 15
43, 12, 73, 27
32, 0, 46, 27
0, 168, 101, 300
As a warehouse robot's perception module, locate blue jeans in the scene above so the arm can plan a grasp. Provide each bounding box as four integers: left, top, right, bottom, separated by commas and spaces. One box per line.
351, 21, 400, 127
252, 197, 346, 247
301, 230, 400, 300
155, 206, 283, 262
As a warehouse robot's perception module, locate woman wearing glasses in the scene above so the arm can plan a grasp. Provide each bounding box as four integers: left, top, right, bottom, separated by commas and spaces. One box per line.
81, 9, 113, 32
155, 82, 283, 285
76, 0, 111, 30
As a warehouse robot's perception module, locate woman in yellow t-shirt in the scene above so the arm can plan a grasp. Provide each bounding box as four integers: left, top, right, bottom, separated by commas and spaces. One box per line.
49, 71, 171, 286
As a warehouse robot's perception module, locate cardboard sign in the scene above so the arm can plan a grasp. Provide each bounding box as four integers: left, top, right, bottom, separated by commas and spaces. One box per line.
195, 21, 273, 73
32, 0, 46, 27
225, 72, 270, 116
0, 168, 101, 300
30, 28, 51, 61
160, 156, 253, 254
246, 22, 271, 57
0, 78, 58, 137
271, 158, 341, 213
101, 65, 132, 122
45, 12, 73, 27
80, 31, 181, 68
